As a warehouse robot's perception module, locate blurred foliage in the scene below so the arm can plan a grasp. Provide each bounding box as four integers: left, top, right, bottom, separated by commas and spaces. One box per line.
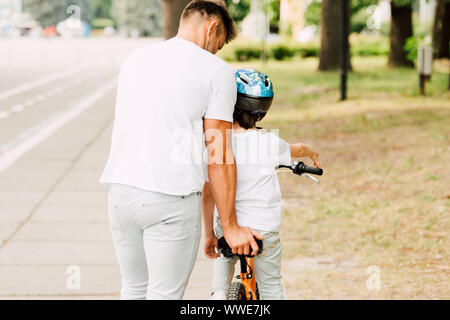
391, 0, 416, 7
225, 0, 280, 32
219, 40, 321, 61
24, 0, 92, 27
92, 0, 113, 19
350, 33, 389, 56
305, 0, 380, 33
404, 36, 420, 63
91, 18, 115, 29
267, 0, 281, 33
220, 34, 392, 61
91, 0, 114, 29
352, 8, 372, 33
224, 0, 251, 23
404, 20, 433, 64
111, 0, 162, 37
304, 0, 321, 26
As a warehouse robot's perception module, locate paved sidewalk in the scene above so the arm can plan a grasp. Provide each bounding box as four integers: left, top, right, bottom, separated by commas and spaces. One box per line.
0, 79, 214, 301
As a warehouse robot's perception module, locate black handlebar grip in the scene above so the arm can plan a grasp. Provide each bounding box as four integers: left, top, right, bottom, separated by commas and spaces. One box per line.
304, 166, 323, 176
293, 162, 323, 176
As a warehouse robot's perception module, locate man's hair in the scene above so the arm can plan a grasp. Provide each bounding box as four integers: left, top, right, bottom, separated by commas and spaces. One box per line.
181, 0, 237, 43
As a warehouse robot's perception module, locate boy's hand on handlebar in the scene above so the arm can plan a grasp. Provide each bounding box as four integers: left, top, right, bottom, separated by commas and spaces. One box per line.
304, 144, 321, 168
290, 143, 321, 168
204, 235, 220, 259
310, 152, 321, 169
224, 225, 264, 256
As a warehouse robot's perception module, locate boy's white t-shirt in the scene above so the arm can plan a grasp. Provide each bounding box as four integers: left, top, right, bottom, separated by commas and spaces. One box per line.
217, 130, 291, 232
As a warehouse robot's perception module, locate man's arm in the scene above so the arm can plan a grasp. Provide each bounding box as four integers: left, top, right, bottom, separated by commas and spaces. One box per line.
202, 182, 220, 259
202, 182, 216, 239
204, 119, 262, 256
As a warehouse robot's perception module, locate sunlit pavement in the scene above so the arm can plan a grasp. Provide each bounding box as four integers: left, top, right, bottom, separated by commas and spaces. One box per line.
0, 38, 212, 300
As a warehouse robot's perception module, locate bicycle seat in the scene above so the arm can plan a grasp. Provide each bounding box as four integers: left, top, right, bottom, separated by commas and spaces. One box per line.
217, 236, 263, 258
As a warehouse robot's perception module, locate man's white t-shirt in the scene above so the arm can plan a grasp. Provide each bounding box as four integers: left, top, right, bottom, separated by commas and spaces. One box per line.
100, 37, 237, 196
216, 130, 292, 232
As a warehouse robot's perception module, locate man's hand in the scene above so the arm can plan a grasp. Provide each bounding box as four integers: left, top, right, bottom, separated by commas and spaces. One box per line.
204, 235, 220, 259
223, 224, 264, 256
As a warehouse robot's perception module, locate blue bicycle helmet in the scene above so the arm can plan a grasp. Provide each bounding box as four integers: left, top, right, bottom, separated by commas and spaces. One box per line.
235, 68, 274, 121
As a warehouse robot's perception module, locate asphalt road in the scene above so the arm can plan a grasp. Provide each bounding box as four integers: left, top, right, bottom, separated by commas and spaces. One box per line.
0, 38, 213, 299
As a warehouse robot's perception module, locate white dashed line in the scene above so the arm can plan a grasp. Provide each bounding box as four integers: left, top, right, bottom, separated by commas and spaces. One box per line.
46, 90, 56, 97
11, 104, 25, 113
0, 80, 116, 173
0, 111, 10, 119
0, 65, 91, 101
35, 94, 46, 101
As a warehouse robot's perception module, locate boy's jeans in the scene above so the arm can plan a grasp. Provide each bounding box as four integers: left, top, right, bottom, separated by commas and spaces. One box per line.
212, 219, 284, 300
107, 183, 202, 300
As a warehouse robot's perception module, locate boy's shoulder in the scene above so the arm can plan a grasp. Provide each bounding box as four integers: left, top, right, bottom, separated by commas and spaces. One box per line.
232, 130, 289, 153
232, 129, 285, 140
256, 130, 288, 144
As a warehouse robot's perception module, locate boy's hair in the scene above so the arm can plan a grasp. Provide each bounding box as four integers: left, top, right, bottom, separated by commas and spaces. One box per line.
181, 1, 236, 43
233, 110, 259, 129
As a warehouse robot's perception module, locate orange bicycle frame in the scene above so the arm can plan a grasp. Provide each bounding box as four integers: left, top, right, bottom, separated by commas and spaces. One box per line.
238, 256, 258, 300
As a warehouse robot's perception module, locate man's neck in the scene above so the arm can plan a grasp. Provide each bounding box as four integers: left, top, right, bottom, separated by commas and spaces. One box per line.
176, 30, 204, 49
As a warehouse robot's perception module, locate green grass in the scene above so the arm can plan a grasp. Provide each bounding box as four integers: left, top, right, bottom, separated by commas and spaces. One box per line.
230, 57, 449, 109
229, 56, 450, 299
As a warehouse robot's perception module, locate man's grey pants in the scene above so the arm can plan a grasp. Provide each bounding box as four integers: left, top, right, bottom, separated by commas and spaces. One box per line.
107, 184, 202, 300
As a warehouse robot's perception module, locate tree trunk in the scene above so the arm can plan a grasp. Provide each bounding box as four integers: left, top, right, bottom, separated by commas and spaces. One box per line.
388, 2, 414, 67
162, 0, 192, 39
319, 0, 351, 71
433, 0, 450, 59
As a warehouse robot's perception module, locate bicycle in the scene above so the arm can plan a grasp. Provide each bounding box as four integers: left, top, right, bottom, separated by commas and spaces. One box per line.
217, 161, 324, 300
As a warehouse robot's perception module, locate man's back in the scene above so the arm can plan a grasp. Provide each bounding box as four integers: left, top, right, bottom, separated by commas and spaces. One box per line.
100, 37, 236, 196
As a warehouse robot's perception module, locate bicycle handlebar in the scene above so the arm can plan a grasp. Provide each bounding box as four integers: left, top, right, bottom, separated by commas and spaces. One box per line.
279, 161, 323, 176
218, 236, 263, 258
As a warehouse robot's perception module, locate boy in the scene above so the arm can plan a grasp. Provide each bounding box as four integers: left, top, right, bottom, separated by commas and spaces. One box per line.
202, 68, 321, 300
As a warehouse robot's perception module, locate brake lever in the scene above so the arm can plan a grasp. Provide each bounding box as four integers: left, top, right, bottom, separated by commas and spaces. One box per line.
301, 173, 320, 184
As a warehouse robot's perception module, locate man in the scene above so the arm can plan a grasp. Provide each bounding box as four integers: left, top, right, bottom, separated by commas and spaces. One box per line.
100, 0, 261, 300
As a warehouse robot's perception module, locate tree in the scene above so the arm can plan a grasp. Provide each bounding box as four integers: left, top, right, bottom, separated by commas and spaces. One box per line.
388, 0, 414, 67
92, 0, 113, 19
319, 0, 352, 71
433, 0, 450, 58
267, 0, 280, 33
112, 0, 163, 37
305, 0, 378, 33
225, 0, 251, 23
162, 0, 192, 39
24, 0, 92, 28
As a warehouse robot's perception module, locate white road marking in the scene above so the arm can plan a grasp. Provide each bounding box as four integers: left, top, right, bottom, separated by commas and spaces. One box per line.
25, 99, 35, 106
35, 94, 46, 101
0, 111, 10, 119
0, 80, 116, 174
11, 104, 25, 113
46, 90, 57, 97
0, 65, 91, 101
